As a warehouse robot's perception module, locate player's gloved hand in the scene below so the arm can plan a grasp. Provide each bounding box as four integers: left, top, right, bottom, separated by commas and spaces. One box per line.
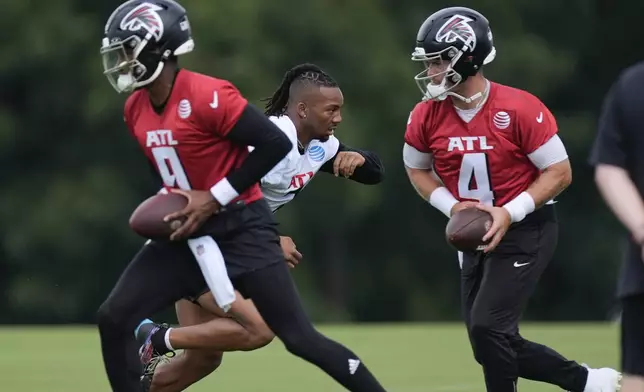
164, 189, 221, 241
450, 201, 479, 216
280, 236, 302, 268
476, 203, 511, 253
333, 151, 365, 178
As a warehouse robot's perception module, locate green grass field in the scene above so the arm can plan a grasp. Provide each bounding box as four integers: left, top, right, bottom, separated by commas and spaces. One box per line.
0, 323, 619, 391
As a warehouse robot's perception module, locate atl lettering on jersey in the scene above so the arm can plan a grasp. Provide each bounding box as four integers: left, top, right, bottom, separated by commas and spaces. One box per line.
405, 82, 557, 206
123, 69, 263, 205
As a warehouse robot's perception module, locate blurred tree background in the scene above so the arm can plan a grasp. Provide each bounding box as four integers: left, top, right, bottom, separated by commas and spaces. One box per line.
0, 0, 641, 324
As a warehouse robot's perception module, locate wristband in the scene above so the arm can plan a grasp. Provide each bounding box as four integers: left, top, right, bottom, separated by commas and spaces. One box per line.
210, 178, 239, 206
428, 187, 459, 218
502, 192, 536, 223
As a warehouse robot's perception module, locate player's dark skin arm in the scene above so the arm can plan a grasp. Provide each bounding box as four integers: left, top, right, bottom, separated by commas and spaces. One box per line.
320, 143, 384, 184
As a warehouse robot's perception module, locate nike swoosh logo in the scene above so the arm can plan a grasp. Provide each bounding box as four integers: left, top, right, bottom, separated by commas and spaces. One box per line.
209, 91, 219, 109
536, 112, 543, 123
514, 261, 530, 267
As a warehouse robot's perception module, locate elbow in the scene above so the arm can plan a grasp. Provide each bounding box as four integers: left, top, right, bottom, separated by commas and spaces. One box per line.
373, 167, 385, 184
547, 160, 572, 191
594, 164, 623, 187
560, 167, 572, 190
367, 162, 385, 185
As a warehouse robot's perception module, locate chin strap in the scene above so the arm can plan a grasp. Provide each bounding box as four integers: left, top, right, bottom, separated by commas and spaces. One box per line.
449, 79, 490, 106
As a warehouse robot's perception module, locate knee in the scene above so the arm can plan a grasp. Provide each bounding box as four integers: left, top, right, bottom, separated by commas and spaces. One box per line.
96, 298, 135, 334
234, 323, 275, 352
280, 325, 323, 358
244, 324, 275, 351
96, 300, 119, 331
469, 322, 494, 340
468, 322, 498, 362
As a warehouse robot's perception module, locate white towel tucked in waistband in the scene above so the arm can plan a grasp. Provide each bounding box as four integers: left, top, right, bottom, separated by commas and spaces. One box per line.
187, 236, 235, 312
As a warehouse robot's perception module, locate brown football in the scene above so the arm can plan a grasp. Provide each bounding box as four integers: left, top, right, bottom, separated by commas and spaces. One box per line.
129, 192, 188, 240
445, 208, 493, 252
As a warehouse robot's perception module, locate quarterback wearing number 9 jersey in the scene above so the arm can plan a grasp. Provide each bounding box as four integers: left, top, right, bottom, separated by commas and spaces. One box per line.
97, 1, 389, 392
403, 6, 620, 392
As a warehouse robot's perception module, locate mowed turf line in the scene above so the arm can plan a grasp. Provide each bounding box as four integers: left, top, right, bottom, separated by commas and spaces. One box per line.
0, 323, 619, 392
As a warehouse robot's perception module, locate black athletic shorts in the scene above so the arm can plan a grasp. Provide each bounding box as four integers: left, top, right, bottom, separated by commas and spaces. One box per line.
136, 198, 284, 302
622, 294, 644, 376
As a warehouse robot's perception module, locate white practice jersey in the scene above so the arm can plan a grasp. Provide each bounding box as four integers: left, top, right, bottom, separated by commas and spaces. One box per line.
249, 115, 340, 211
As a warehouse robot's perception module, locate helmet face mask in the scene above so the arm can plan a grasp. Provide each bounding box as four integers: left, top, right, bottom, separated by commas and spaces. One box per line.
101, 0, 195, 94
101, 35, 153, 93
412, 46, 464, 101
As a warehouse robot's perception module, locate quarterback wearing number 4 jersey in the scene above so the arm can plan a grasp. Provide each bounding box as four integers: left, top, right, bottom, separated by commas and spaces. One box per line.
403, 6, 620, 392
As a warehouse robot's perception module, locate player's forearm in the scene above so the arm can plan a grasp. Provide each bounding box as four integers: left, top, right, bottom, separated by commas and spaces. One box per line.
406, 167, 440, 199
525, 159, 572, 208
405, 167, 457, 217
501, 160, 571, 223
595, 164, 644, 239
210, 104, 292, 205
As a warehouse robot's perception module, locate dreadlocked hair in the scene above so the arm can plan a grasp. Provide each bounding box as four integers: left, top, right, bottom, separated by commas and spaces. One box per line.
263, 63, 338, 116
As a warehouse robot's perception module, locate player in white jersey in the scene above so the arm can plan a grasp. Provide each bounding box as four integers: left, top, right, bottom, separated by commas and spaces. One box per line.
135, 63, 384, 392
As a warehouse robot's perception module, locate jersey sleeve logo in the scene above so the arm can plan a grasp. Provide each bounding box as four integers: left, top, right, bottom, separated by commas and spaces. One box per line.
435, 15, 477, 51
120, 3, 164, 41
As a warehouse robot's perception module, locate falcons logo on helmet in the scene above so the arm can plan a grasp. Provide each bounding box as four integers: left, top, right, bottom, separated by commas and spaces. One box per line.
120, 3, 165, 41
435, 14, 477, 50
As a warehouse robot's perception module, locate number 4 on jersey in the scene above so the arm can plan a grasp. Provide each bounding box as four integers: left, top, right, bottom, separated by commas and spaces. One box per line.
458, 153, 494, 205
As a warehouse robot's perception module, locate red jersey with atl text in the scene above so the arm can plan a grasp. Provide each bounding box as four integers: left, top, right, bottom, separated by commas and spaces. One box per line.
124, 69, 263, 204
404, 82, 558, 206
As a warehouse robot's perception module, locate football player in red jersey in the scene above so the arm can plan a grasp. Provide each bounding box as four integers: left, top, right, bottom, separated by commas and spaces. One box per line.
134, 63, 385, 392
403, 6, 620, 392
97, 1, 388, 392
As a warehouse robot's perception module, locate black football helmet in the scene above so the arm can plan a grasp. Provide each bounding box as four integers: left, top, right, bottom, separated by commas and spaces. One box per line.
101, 0, 194, 93
411, 7, 496, 101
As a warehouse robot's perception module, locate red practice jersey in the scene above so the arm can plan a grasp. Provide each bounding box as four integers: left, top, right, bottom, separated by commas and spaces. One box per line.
124, 69, 263, 205
404, 82, 558, 206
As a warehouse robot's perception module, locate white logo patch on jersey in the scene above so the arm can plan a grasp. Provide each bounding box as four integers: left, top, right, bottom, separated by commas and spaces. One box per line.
493, 111, 511, 130
177, 99, 191, 119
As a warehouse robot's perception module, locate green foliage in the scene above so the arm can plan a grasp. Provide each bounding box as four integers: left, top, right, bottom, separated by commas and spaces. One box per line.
0, 0, 629, 323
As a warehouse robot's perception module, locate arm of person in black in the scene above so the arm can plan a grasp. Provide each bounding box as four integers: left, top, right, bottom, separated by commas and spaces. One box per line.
222, 103, 292, 196
590, 69, 644, 245
319, 142, 385, 184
